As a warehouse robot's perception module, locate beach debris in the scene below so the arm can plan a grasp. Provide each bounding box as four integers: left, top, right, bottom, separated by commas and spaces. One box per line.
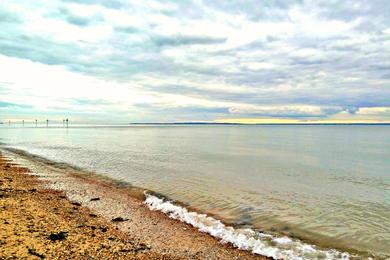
28, 248, 45, 259
111, 217, 129, 222
135, 243, 151, 252
48, 231, 68, 241
90, 197, 100, 201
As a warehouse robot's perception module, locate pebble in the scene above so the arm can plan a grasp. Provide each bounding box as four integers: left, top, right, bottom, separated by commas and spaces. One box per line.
111, 217, 129, 222
48, 231, 68, 241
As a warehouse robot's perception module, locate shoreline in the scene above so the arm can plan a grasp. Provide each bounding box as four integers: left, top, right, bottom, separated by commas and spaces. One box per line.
0, 148, 366, 259
0, 151, 267, 259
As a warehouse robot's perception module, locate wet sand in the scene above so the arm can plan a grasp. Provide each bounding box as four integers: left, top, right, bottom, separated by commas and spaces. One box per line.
0, 152, 268, 259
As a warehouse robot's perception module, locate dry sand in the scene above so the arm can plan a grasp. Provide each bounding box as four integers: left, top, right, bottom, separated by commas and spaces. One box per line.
0, 152, 268, 259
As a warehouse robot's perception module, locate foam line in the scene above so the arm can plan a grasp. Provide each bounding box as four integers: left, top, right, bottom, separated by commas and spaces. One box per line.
144, 193, 350, 260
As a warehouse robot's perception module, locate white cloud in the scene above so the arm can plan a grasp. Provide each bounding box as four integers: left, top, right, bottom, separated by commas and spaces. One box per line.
357, 107, 390, 115
0, 55, 154, 110
228, 105, 340, 117
244, 62, 278, 71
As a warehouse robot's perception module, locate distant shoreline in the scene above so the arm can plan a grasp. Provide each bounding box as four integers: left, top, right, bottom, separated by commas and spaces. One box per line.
1, 121, 389, 126
130, 122, 390, 125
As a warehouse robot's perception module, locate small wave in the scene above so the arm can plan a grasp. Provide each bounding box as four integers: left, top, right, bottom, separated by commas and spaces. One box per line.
0, 147, 83, 171
144, 193, 350, 260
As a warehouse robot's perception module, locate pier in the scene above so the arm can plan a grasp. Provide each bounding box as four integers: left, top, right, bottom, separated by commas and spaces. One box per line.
1, 119, 70, 128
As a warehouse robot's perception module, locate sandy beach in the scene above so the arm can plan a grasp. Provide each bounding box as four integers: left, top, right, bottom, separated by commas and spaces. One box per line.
0, 151, 268, 259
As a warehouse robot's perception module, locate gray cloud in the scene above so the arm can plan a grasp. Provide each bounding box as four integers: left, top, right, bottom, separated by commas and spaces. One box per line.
56, 7, 104, 26
152, 35, 227, 47
0, 101, 32, 109
114, 26, 139, 34
66, 15, 91, 26
0, 8, 21, 23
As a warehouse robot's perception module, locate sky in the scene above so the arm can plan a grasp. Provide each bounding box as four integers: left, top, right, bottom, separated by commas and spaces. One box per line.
0, 0, 390, 124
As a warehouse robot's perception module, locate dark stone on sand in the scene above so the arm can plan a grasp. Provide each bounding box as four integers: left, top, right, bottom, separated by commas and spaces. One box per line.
28, 248, 45, 259
100, 226, 108, 232
71, 201, 81, 206
90, 197, 100, 201
111, 217, 129, 222
135, 243, 151, 251
59, 195, 66, 199
89, 213, 97, 217
48, 231, 68, 241
29, 188, 37, 192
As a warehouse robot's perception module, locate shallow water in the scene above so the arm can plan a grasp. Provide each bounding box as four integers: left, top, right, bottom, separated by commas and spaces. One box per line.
0, 124, 389, 258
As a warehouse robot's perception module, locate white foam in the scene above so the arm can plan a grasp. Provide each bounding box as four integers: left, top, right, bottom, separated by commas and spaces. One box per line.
144, 193, 350, 260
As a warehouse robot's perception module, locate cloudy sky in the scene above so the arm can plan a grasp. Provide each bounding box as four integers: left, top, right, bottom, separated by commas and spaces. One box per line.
1, 0, 389, 123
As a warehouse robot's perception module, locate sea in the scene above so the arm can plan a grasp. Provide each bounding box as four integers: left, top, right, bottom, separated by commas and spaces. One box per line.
0, 124, 389, 259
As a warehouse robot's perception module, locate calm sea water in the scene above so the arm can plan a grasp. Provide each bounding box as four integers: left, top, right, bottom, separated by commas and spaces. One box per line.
0, 125, 389, 258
